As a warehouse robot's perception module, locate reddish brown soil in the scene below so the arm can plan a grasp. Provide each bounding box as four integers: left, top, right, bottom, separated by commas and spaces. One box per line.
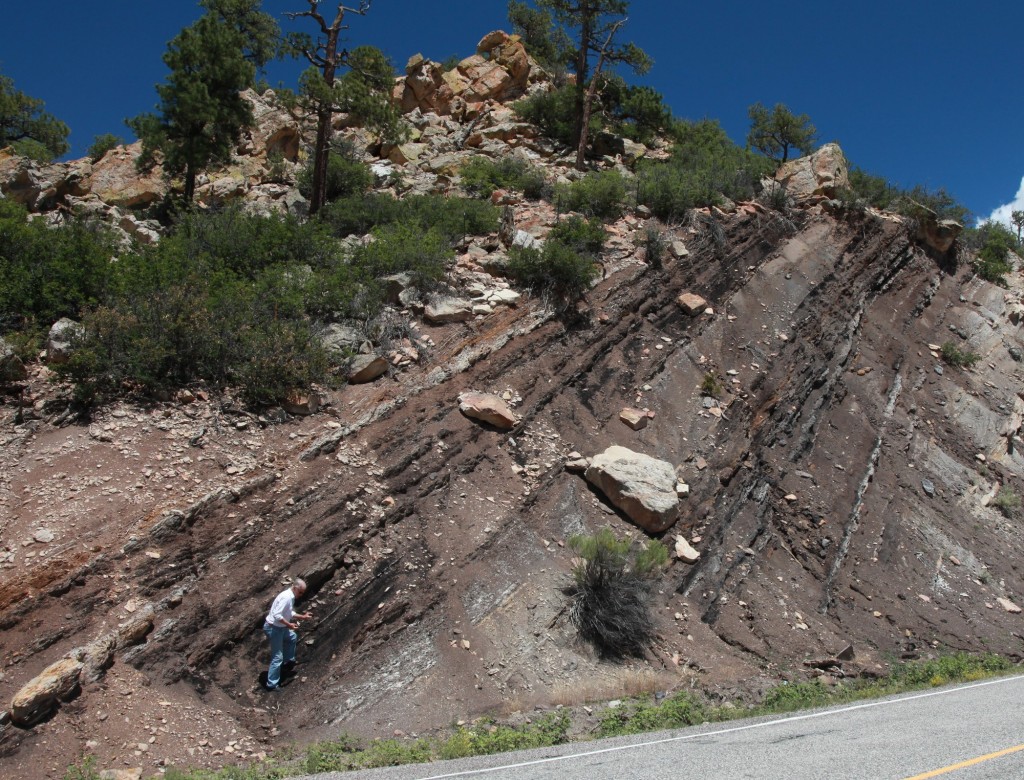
3, 203, 1024, 778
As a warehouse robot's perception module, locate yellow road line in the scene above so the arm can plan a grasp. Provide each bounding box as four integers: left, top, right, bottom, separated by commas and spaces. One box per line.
904, 743, 1024, 779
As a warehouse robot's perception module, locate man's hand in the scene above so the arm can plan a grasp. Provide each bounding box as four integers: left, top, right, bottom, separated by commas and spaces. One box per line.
296, 612, 313, 621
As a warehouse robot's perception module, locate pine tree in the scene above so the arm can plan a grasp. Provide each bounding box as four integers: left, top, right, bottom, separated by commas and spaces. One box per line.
286, 2, 404, 215
746, 102, 817, 164
0, 72, 69, 161
128, 5, 277, 204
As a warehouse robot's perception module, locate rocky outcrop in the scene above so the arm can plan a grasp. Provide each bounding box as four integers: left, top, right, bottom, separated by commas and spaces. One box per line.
584, 446, 680, 533
84, 142, 165, 209
0, 336, 27, 382
396, 31, 542, 118
775, 142, 849, 199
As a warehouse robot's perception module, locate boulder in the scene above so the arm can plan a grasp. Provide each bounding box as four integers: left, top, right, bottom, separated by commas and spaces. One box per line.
320, 324, 372, 356
774, 142, 849, 199
674, 535, 700, 564
348, 354, 389, 384
46, 317, 83, 365
677, 292, 708, 316
10, 656, 84, 726
584, 445, 680, 533
425, 297, 474, 324
458, 391, 517, 430
282, 391, 321, 416
619, 408, 649, 431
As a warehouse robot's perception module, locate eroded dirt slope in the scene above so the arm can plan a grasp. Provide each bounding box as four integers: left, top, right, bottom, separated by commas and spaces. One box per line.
3, 203, 1024, 778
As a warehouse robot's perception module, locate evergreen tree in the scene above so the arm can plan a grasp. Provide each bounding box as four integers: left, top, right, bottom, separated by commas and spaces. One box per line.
128, 12, 259, 204
287, 2, 404, 215
0, 72, 69, 161
1012, 210, 1024, 244
746, 102, 817, 164
523, 2, 650, 153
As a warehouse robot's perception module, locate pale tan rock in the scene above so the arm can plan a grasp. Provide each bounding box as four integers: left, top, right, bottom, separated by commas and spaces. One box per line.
774, 142, 849, 199
677, 292, 708, 316
99, 769, 143, 780
585, 445, 679, 533
674, 535, 700, 564
458, 391, 517, 430
997, 597, 1022, 614
85, 141, 165, 208
425, 297, 474, 324
116, 606, 155, 649
619, 408, 649, 431
283, 392, 321, 416
348, 354, 388, 384
10, 656, 84, 726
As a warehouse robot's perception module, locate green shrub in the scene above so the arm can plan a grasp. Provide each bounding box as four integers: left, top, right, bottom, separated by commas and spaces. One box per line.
597, 692, 707, 737
968, 222, 1017, 285
507, 240, 600, 313
439, 713, 570, 759
460, 156, 547, 200
701, 372, 722, 398
939, 341, 980, 369
992, 487, 1021, 517
297, 144, 373, 204
564, 528, 668, 658
554, 170, 628, 220
547, 215, 606, 257
636, 119, 772, 220
640, 224, 668, 268
600, 77, 673, 145
0, 199, 118, 332
319, 194, 498, 240
86, 133, 123, 162
513, 85, 584, 147
352, 223, 453, 291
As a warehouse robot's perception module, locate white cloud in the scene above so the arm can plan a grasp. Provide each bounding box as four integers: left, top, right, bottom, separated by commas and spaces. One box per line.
985, 176, 1024, 227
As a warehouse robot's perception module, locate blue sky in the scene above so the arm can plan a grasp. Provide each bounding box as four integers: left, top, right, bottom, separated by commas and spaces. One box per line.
1, 1, 1021, 225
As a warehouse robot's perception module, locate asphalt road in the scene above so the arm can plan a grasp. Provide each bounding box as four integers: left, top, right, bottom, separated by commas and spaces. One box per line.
292, 675, 1024, 780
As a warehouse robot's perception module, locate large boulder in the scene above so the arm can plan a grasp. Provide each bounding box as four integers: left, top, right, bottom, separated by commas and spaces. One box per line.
10, 656, 84, 726
348, 353, 389, 384
425, 297, 474, 324
320, 324, 372, 357
584, 446, 680, 533
774, 142, 849, 200
46, 318, 83, 365
458, 391, 517, 430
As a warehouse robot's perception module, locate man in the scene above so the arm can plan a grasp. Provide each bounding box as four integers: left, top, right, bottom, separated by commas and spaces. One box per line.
263, 578, 313, 691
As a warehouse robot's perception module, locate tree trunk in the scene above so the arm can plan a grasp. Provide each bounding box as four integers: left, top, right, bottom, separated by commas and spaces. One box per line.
575, 19, 624, 172
571, 1, 592, 151
184, 164, 197, 204
309, 33, 340, 216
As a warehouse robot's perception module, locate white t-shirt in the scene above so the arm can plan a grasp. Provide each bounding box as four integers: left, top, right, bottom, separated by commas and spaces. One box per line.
265, 587, 296, 627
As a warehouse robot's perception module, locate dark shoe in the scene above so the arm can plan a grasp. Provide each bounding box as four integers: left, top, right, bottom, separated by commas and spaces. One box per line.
264, 683, 279, 692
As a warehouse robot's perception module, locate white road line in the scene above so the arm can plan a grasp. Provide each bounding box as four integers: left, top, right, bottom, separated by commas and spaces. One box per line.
413, 674, 1024, 780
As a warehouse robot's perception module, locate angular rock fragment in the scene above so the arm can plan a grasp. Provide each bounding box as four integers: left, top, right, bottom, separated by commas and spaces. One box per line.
674, 535, 700, 564
458, 391, 517, 430
348, 354, 388, 384
677, 292, 708, 316
425, 297, 474, 324
619, 407, 648, 431
10, 656, 84, 726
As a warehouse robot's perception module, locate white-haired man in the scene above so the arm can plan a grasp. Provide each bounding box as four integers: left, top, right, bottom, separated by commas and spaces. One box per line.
263, 578, 312, 691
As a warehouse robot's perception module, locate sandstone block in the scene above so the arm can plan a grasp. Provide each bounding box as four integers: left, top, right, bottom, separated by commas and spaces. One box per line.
585, 445, 679, 533
677, 292, 708, 316
458, 391, 517, 430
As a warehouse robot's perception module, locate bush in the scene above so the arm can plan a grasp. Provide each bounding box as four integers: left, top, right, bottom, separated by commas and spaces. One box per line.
86, 133, 123, 162
352, 223, 453, 291
597, 692, 707, 737
968, 222, 1017, 285
992, 487, 1021, 518
513, 85, 585, 147
547, 215, 606, 257
0, 199, 118, 333
297, 143, 373, 204
640, 224, 668, 269
701, 372, 722, 398
636, 119, 772, 220
554, 170, 628, 220
600, 77, 673, 145
460, 156, 547, 200
939, 341, 980, 369
564, 528, 668, 658
319, 194, 498, 241
507, 240, 600, 313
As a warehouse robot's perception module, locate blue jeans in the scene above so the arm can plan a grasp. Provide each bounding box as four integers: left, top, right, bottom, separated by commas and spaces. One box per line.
263, 623, 297, 688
